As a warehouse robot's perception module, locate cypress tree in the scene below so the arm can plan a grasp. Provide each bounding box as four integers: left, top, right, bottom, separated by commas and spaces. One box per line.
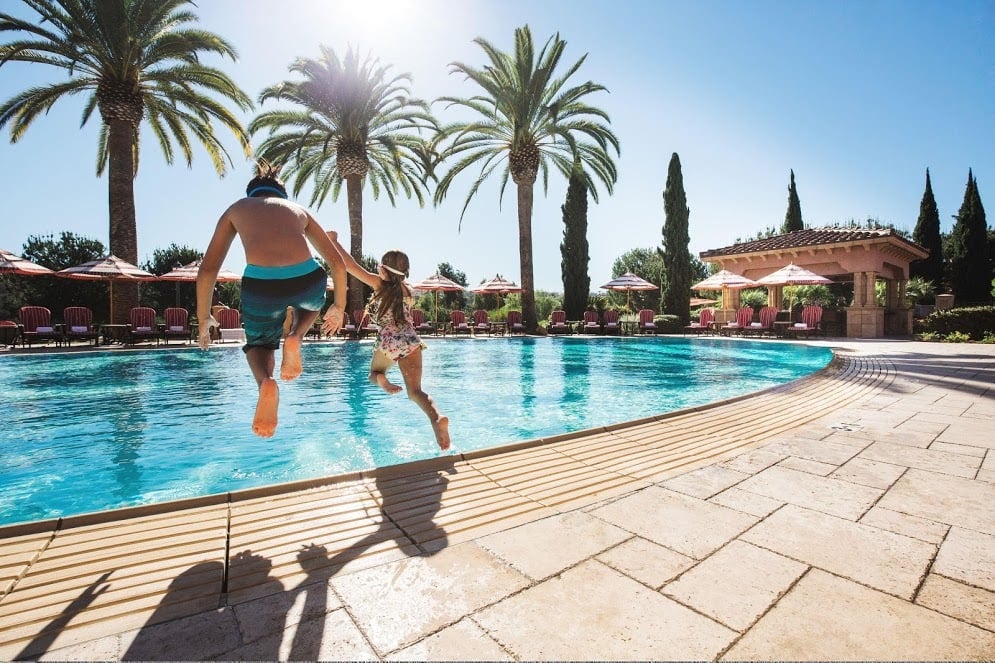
781, 169, 804, 233
560, 164, 591, 319
948, 169, 991, 304
910, 169, 944, 288
662, 152, 692, 324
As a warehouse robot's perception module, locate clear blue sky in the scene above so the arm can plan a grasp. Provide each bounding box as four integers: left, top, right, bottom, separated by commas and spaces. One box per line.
1, 0, 992, 291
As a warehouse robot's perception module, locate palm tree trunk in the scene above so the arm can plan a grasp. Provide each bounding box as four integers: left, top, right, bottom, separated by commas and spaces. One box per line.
107, 119, 139, 323
346, 174, 365, 315
517, 181, 537, 332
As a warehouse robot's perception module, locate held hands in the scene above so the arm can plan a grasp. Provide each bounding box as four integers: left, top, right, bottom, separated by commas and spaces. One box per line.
322, 306, 344, 336
198, 315, 218, 350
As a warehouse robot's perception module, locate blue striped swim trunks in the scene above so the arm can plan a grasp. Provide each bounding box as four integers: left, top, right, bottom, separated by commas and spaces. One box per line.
240, 258, 326, 351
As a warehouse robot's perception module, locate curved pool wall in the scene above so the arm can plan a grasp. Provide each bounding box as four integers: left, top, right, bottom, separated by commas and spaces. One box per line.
0, 336, 832, 526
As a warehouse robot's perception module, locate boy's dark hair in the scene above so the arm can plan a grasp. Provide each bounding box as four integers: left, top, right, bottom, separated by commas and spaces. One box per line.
246, 159, 288, 198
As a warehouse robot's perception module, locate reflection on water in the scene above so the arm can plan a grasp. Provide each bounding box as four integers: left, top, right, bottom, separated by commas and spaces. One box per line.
0, 337, 831, 525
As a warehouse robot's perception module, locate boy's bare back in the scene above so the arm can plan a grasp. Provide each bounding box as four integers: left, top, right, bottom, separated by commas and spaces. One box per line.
222, 197, 317, 267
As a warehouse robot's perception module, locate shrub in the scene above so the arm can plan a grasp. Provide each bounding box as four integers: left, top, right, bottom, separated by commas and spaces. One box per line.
918, 306, 995, 341
944, 331, 972, 343
653, 314, 682, 334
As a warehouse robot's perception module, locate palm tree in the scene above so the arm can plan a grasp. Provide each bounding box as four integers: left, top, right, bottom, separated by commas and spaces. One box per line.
249, 45, 438, 314
433, 25, 619, 332
0, 0, 253, 321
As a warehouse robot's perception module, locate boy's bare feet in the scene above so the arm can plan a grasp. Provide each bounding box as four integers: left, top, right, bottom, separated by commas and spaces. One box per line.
253, 378, 279, 437
280, 335, 303, 381
432, 416, 451, 451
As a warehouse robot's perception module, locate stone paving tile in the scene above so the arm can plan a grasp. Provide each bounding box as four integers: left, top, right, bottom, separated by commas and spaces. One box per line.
916, 574, 995, 632
763, 437, 862, 466
330, 541, 529, 656
737, 466, 881, 521
776, 456, 838, 476
473, 559, 736, 660
895, 416, 950, 437
659, 464, 752, 499
741, 505, 935, 599
876, 469, 995, 536
388, 617, 512, 661
832, 423, 937, 448
723, 569, 995, 661
596, 536, 696, 590
929, 440, 987, 458
475, 510, 630, 582
36, 634, 120, 662
932, 527, 995, 592
662, 540, 807, 632
718, 447, 785, 474
115, 608, 241, 661
590, 486, 758, 559
938, 420, 995, 450
231, 579, 343, 647
708, 486, 784, 518
859, 506, 949, 544
222, 606, 376, 661
830, 456, 906, 489
859, 440, 981, 479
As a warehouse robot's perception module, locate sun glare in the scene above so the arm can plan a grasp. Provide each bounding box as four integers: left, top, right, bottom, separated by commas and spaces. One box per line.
319, 0, 423, 49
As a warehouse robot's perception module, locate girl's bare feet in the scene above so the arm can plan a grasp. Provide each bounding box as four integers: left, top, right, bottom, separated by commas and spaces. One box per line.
374, 372, 403, 394
432, 416, 451, 451
253, 378, 279, 437
280, 335, 303, 381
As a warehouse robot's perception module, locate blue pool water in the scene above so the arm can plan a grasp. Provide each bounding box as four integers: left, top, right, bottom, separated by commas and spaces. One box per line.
0, 336, 831, 526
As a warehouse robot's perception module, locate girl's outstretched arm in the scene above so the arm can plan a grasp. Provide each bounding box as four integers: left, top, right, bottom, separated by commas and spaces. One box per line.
327, 231, 382, 289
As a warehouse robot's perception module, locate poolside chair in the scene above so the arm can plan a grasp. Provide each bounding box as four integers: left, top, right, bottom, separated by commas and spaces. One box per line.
720, 306, 754, 336
62, 306, 99, 346
471, 309, 491, 335
684, 307, 714, 335
637, 309, 657, 335
506, 310, 526, 335
582, 310, 601, 335
784, 305, 824, 339
127, 307, 159, 345
603, 309, 621, 335
161, 307, 191, 345
449, 310, 471, 336
743, 305, 778, 337
215, 307, 245, 344
336, 309, 358, 338
19, 306, 62, 347
0, 320, 22, 347
354, 309, 379, 339
548, 310, 570, 335
411, 308, 435, 335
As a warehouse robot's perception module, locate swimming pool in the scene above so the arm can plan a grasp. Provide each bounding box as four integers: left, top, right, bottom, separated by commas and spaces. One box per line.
0, 336, 831, 526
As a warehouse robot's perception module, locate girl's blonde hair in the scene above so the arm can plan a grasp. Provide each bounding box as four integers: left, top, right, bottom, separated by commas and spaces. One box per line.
370, 250, 410, 322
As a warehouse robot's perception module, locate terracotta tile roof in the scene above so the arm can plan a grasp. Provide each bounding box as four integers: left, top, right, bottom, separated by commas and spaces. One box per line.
700, 227, 925, 258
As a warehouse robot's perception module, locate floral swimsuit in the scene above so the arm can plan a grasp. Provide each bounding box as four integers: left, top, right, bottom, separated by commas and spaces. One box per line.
371, 298, 427, 361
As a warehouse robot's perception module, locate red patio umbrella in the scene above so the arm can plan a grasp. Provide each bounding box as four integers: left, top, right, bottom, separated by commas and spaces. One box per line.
692, 269, 758, 311
601, 272, 658, 312
409, 273, 465, 325
0, 249, 55, 276
58, 255, 157, 323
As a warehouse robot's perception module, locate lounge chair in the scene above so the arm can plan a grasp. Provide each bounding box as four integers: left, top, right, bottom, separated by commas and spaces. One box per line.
471, 309, 491, 335
784, 305, 824, 339
506, 310, 526, 335
684, 307, 714, 335
720, 306, 754, 336
127, 307, 159, 345
743, 306, 777, 337
336, 310, 358, 338
1, 319, 22, 347
449, 310, 471, 336
161, 307, 191, 345
603, 309, 621, 335
215, 307, 245, 343
582, 310, 601, 335
637, 309, 657, 335
19, 306, 62, 347
411, 308, 435, 335
355, 309, 379, 339
548, 309, 570, 335
62, 306, 99, 346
